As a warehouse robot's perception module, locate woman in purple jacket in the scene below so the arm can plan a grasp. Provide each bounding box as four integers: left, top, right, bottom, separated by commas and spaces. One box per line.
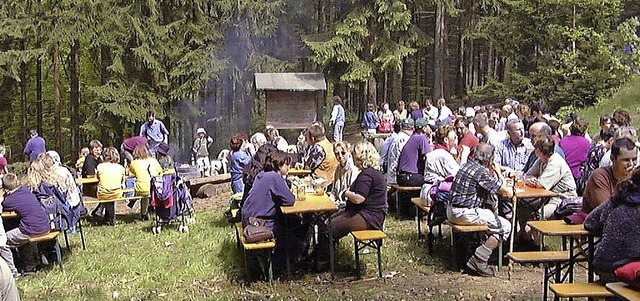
241, 150, 309, 270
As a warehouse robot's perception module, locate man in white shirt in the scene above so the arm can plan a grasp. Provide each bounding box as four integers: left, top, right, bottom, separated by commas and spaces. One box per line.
386, 118, 414, 184
473, 113, 505, 148
329, 96, 346, 142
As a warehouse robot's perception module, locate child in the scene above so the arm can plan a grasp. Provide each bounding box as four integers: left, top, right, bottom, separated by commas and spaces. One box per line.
75, 147, 90, 176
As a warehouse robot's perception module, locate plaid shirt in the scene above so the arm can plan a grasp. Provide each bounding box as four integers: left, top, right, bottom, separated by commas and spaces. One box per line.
494, 138, 533, 171
450, 160, 502, 208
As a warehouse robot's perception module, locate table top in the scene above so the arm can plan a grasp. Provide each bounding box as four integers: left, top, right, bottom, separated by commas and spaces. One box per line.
76, 177, 99, 184
527, 220, 589, 236
281, 193, 338, 215
501, 185, 558, 199
606, 282, 640, 300
288, 169, 312, 176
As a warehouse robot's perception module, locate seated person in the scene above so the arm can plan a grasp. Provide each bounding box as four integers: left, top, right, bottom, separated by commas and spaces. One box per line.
318, 142, 388, 270
1, 173, 50, 276
422, 125, 460, 205
519, 136, 577, 241
128, 145, 162, 221
299, 122, 338, 184
494, 119, 533, 174
447, 143, 513, 277
329, 142, 361, 207
241, 150, 308, 269
584, 167, 640, 283
96, 147, 126, 226
582, 137, 637, 213
155, 143, 174, 172
396, 118, 431, 187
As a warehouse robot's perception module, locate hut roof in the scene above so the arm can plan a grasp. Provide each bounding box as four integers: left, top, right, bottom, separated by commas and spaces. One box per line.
254, 73, 326, 91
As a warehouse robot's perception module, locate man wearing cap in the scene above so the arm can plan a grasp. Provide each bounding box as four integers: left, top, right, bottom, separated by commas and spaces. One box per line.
396, 117, 431, 187
192, 127, 214, 177
386, 118, 414, 185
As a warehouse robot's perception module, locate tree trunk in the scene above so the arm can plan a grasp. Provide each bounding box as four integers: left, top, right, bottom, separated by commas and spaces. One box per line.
36, 47, 43, 135
392, 64, 402, 106
433, 0, 445, 100
53, 41, 62, 152
20, 41, 28, 144
70, 39, 80, 160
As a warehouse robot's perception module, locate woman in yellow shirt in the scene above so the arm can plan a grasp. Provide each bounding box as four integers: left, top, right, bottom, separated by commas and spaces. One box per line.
97, 147, 126, 226
129, 145, 162, 221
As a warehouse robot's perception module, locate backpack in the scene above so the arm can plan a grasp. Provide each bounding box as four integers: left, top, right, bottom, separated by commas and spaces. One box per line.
426, 175, 454, 226
32, 183, 72, 231
553, 196, 583, 219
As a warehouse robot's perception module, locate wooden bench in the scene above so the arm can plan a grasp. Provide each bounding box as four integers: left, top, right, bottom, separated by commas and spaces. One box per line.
351, 230, 387, 279
445, 221, 503, 271
83, 195, 143, 205
388, 184, 421, 214
234, 222, 275, 281
29, 231, 63, 270
549, 283, 614, 300
508, 251, 588, 300
410, 197, 443, 255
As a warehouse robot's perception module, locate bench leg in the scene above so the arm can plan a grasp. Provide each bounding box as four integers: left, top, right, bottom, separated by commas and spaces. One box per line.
416, 206, 423, 239
54, 239, 63, 270
497, 236, 502, 272
78, 219, 86, 250
376, 239, 383, 278
353, 236, 361, 279
63, 230, 70, 252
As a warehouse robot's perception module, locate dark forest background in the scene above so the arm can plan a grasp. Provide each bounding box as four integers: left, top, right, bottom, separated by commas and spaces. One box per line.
0, 0, 639, 164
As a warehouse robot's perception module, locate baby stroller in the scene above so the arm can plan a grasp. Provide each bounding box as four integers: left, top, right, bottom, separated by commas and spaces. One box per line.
149, 172, 195, 234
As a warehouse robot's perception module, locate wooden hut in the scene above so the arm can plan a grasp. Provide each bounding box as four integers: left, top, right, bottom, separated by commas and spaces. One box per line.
254, 73, 326, 129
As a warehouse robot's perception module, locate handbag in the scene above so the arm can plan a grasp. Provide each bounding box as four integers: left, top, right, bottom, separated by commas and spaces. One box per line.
378, 121, 392, 133
615, 261, 640, 288
243, 217, 274, 243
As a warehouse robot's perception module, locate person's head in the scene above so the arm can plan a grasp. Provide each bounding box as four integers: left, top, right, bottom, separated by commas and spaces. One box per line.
409, 101, 420, 111
611, 137, 637, 178
103, 147, 120, 163
29, 129, 38, 138
569, 118, 589, 137
146, 111, 155, 124
79, 147, 90, 158
613, 126, 638, 142
434, 125, 457, 148
472, 113, 489, 131
397, 100, 405, 109
250, 132, 267, 148
0, 145, 5, 157
612, 109, 630, 128
230, 134, 245, 152
263, 150, 291, 175
548, 119, 561, 136
352, 142, 380, 170
534, 135, 555, 160
454, 118, 470, 139
382, 102, 389, 111
196, 127, 206, 137
46, 151, 62, 167
528, 122, 552, 140
506, 119, 525, 145
132, 144, 151, 160
367, 103, 375, 111
392, 120, 402, 134
27, 159, 57, 188
401, 118, 415, 131
333, 141, 352, 167
473, 143, 495, 168
37, 152, 55, 169
599, 115, 612, 132
265, 127, 280, 143
333, 96, 342, 105
425, 99, 433, 108
414, 118, 430, 135
306, 122, 326, 144
2, 173, 18, 191
436, 98, 446, 108
530, 102, 544, 118
88, 140, 103, 158
516, 103, 530, 120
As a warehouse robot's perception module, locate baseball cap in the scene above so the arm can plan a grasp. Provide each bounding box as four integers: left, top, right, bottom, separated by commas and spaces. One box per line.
415, 118, 427, 128
401, 118, 415, 129
196, 128, 206, 135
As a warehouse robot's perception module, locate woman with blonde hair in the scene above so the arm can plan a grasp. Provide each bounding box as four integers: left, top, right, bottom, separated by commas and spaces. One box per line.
27, 154, 59, 189
316, 142, 388, 270
128, 144, 162, 221
265, 126, 289, 152
96, 147, 126, 226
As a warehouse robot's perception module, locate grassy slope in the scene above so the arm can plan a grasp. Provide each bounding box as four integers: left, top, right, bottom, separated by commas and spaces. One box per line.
577, 76, 640, 136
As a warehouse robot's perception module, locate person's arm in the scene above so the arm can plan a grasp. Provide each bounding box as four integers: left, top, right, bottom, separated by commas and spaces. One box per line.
346, 171, 370, 205
161, 123, 169, 143
583, 201, 608, 234
330, 105, 338, 123
485, 162, 512, 198
139, 124, 146, 138
273, 174, 296, 206
459, 145, 471, 165
23, 139, 31, 155
344, 190, 366, 204
304, 144, 326, 171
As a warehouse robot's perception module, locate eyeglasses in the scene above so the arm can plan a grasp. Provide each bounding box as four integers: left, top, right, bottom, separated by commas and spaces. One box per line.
335, 151, 347, 157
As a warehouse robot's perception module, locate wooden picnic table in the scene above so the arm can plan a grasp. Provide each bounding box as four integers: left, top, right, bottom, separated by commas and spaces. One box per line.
288, 169, 312, 177
606, 282, 640, 300
281, 193, 338, 279
75, 177, 98, 184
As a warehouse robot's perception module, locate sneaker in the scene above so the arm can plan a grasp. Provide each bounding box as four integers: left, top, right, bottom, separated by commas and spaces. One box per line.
466, 256, 494, 277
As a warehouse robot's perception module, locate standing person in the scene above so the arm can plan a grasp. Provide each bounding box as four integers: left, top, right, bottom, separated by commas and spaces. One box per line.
0, 145, 8, 175
329, 96, 346, 142
139, 111, 169, 151
23, 130, 46, 162
128, 145, 162, 221
192, 127, 213, 177
386, 118, 414, 185
229, 134, 252, 194
120, 135, 148, 168
363, 103, 379, 134
1, 173, 50, 276
96, 147, 126, 226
